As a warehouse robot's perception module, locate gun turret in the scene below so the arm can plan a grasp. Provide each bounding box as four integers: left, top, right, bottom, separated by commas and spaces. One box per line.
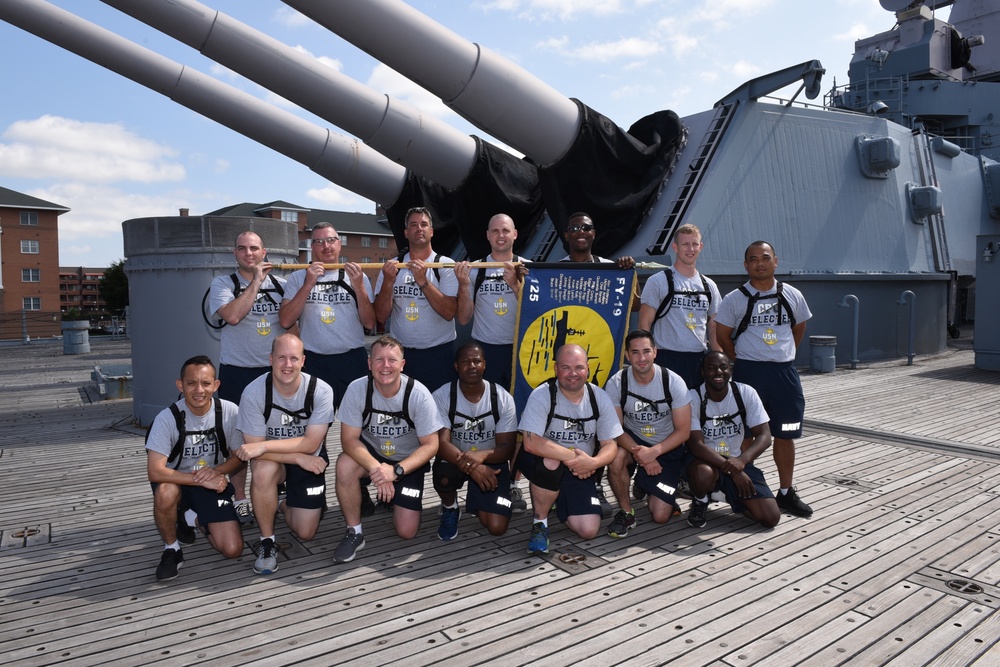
281, 0, 686, 259
99, 0, 546, 259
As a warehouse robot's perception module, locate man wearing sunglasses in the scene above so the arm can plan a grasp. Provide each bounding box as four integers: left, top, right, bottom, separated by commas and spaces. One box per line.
279, 222, 375, 411
560, 212, 636, 270
603, 330, 692, 538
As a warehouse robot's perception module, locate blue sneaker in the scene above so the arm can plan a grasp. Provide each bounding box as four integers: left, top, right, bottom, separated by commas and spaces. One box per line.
527, 522, 549, 555
438, 505, 461, 541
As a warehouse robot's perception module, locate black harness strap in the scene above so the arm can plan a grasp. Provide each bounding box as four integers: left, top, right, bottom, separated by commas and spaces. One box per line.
263, 373, 317, 423
732, 282, 796, 342
619, 368, 673, 415
448, 379, 500, 432
362, 375, 416, 431
698, 381, 748, 434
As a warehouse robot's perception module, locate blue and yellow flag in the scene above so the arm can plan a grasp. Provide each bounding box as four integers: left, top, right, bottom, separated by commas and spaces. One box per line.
511, 263, 637, 411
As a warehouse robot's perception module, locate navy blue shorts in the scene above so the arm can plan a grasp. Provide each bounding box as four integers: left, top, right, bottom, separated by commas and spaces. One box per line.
634, 445, 688, 507
363, 443, 431, 512
304, 346, 368, 410
655, 349, 705, 389
401, 341, 456, 392
432, 457, 513, 518
217, 364, 269, 404
284, 445, 330, 510
733, 360, 805, 439
480, 342, 514, 392
151, 482, 238, 525
710, 462, 774, 514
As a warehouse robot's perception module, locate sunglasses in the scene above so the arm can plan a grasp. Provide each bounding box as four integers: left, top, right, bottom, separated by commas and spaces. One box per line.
567, 223, 595, 233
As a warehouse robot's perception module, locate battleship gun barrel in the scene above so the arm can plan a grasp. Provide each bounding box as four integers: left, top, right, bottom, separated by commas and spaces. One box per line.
282, 0, 582, 167
0, 0, 407, 205
101, 0, 478, 190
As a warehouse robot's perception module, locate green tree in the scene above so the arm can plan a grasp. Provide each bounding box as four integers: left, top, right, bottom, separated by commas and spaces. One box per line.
99, 259, 129, 313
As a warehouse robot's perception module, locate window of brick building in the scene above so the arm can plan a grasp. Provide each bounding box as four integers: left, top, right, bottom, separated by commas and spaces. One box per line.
21, 240, 39, 254
22, 268, 40, 282
21, 211, 38, 226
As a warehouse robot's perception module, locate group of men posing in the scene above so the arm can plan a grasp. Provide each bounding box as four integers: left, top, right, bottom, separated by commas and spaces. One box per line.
145, 207, 814, 581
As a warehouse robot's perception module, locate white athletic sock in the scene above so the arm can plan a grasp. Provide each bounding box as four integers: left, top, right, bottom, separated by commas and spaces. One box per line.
183, 509, 198, 527
260, 534, 275, 542
779, 488, 789, 495
534, 518, 548, 528
350, 524, 363, 535
164, 541, 180, 551
444, 502, 458, 509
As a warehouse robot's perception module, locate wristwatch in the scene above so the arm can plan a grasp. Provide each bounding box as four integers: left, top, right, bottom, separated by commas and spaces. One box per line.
393, 463, 405, 479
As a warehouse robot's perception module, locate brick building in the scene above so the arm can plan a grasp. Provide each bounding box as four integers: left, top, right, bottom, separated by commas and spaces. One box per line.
0, 186, 68, 340
205, 201, 399, 283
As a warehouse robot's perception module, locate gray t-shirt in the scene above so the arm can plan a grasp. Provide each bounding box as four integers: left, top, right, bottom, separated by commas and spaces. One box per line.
467, 255, 525, 345
374, 251, 459, 348
604, 365, 691, 446
339, 374, 445, 461
282, 269, 373, 354
518, 382, 624, 457
432, 381, 518, 453
715, 280, 812, 362
146, 398, 243, 473
641, 268, 722, 353
688, 382, 768, 457
236, 372, 334, 456
209, 272, 287, 367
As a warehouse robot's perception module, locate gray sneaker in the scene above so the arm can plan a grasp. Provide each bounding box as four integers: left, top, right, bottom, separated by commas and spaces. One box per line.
253, 537, 278, 575
509, 486, 528, 514
334, 528, 366, 563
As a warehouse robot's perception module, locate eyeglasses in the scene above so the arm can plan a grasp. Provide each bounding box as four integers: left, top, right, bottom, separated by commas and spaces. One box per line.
311, 237, 340, 246
567, 223, 595, 233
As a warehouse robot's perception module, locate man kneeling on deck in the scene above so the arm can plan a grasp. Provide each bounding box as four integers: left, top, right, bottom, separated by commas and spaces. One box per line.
685, 351, 780, 529
146, 356, 245, 581
603, 330, 692, 538
430, 341, 518, 541
333, 335, 443, 563
236, 334, 335, 575
518, 344, 624, 555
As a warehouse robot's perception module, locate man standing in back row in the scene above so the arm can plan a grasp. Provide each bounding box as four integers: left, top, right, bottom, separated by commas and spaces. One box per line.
638, 223, 722, 388
279, 222, 375, 410
715, 241, 813, 518
209, 230, 287, 524
375, 207, 459, 391
455, 213, 527, 389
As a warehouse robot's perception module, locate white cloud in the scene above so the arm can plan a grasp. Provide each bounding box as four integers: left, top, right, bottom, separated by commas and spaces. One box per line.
539, 36, 662, 62
834, 23, 873, 43
731, 61, 761, 78
274, 6, 314, 28
366, 64, 463, 122
0, 116, 184, 184
477, 0, 626, 20
611, 83, 657, 99
306, 183, 375, 211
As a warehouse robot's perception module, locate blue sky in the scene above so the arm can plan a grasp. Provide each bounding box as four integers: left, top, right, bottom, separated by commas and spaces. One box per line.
0, 0, 906, 267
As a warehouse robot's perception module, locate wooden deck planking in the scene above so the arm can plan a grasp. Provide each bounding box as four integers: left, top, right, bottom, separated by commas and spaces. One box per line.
3, 339, 1000, 665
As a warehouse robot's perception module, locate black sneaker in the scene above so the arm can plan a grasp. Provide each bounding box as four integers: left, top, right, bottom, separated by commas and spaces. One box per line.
360, 485, 375, 517
155, 548, 184, 581
687, 499, 709, 528
777, 487, 813, 517
633, 483, 647, 501
176, 521, 196, 546
607, 510, 637, 538
334, 528, 366, 563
